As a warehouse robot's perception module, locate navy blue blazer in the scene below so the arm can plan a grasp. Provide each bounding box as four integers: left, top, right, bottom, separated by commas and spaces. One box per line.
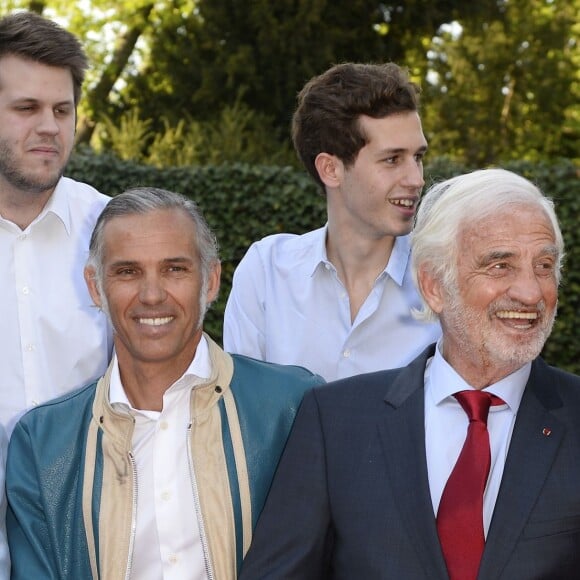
240, 344, 580, 579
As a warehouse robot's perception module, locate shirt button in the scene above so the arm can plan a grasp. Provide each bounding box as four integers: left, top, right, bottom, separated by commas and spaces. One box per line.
22, 286, 30, 295
168, 554, 178, 565
25, 344, 35, 352
343, 349, 351, 358
31, 400, 39, 407
161, 491, 171, 501
159, 420, 168, 430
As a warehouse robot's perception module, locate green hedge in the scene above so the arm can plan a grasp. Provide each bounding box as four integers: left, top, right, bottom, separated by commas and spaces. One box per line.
67, 151, 580, 374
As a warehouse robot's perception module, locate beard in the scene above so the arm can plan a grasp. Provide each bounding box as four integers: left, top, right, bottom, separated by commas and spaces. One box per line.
0, 138, 67, 194
443, 288, 557, 371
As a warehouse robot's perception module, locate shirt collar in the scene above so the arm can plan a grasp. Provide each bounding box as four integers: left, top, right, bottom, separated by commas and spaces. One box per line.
385, 234, 411, 286
32, 178, 72, 234
427, 339, 529, 413
307, 225, 331, 276
308, 224, 411, 286
109, 335, 212, 412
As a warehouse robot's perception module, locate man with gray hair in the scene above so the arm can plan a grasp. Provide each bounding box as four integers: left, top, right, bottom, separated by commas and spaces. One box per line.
6, 187, 323, 580
239, 168, 580, 579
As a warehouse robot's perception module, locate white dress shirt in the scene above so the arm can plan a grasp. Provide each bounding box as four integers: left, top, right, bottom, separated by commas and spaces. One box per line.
0, 424, 9, 579
224, 226, 441, 381
425, 341, 529, 535
0, 177, 112, 435
110, 336, 212, 580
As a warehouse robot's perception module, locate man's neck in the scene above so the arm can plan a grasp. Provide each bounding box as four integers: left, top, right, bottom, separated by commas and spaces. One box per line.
325, 223, 395, 322
117, 358, 193, 412
439, 338, 526, 389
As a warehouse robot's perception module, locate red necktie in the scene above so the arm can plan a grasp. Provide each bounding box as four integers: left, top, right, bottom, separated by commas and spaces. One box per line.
436, 390, 503, 580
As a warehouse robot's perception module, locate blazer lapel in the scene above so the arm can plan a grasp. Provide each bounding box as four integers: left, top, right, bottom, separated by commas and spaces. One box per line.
479, 359, 565, 579
377, 345, 449, 580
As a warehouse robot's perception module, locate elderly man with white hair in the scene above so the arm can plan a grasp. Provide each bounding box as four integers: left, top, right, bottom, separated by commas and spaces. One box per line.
239, 168, 580, 580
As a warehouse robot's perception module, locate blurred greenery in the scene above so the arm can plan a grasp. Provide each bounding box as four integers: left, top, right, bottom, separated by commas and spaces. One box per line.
4, 0, 577, 166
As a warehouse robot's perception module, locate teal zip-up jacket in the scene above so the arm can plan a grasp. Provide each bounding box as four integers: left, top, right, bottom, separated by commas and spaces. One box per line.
6, 335, 323, 580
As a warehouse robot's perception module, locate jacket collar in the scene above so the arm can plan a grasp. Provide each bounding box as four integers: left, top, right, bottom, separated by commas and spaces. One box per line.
92, 333, 234, 448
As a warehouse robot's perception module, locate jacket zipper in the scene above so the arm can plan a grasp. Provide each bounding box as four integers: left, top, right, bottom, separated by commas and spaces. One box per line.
187, 422, 215, 580
124, 451, 138, 580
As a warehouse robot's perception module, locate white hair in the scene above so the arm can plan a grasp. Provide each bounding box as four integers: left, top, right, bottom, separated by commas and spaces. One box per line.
411, 168, 564, 321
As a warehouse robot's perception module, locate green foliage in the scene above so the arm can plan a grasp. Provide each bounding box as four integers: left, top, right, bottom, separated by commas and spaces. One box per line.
93, 0, 501, 158
66, 151, 580, 374
94, 101, 296, 167
96, 108, 152, 162
147, 117, 205, 168
423, 0, 579, 165
6, 0, 576, 166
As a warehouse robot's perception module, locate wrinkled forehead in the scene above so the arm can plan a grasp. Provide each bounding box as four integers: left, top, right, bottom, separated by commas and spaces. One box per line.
458, 203, 558, 255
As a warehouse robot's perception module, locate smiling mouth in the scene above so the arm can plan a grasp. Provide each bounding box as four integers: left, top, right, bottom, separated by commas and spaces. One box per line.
390, 199, 415, 208
138, 316, 174, 326
495, 310, 540, 329
496, 311, 538, 320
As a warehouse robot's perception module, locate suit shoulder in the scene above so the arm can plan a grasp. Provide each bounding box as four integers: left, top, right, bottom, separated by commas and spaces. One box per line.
550, 364, 580, 402
535, 358, 580, 388
313, 367, 405, 406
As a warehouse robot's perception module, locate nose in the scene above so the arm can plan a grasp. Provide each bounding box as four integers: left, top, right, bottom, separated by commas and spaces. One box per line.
139, 274, 167, 305
36, 108, 60, 135
401, 158, 425, 190
507, 266, 547, 306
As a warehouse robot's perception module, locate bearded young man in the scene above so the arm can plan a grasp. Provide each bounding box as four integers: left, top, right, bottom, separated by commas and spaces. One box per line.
0, 12, 112, 436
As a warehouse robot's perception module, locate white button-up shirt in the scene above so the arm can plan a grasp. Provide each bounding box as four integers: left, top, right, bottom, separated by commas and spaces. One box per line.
425, 341, 528, 535
224, 226, 441, 381
0, 177, 112, 435
0, 424, 9, 579
110, 336, 212, 580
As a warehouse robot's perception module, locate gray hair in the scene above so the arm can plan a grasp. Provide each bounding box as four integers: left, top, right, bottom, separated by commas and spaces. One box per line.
412, 168, 565, 321
87, 187, 220, 288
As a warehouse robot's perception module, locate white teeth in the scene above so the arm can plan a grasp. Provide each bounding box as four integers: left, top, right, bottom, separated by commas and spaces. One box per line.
496, 311, 538, 320
139, 316, 173, 326
391, 199, 414, 207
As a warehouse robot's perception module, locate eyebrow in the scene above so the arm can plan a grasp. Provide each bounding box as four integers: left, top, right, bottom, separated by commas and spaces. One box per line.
539, 245, 560, 259
378, 144, 428, 155
481, 245, 560, 265
108, 257, 194, 268
107, 260, 138, 271
11, 97, 74, 107
482, 250, 515, 263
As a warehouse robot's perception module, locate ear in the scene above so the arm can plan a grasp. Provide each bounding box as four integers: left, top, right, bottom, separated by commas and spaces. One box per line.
84, 265, 103, 308
205, 261, 221, 304
314, 152, 342, 189
417, 265, 445, 315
